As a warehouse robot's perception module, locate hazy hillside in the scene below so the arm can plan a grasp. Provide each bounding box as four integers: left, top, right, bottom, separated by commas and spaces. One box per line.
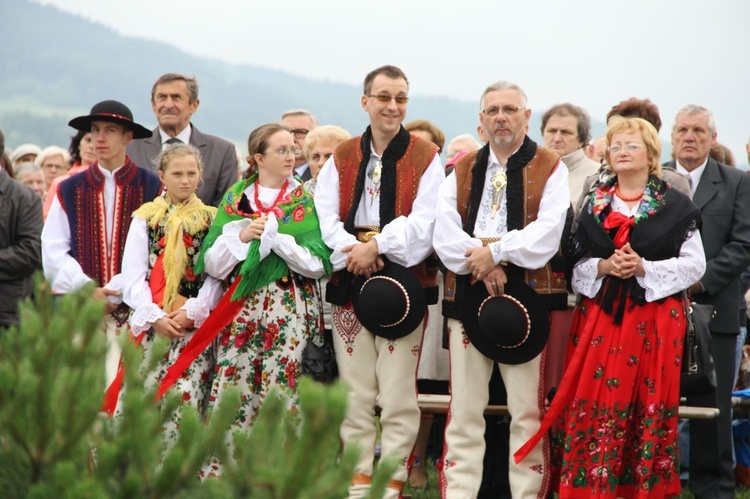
0, 0, 604, 156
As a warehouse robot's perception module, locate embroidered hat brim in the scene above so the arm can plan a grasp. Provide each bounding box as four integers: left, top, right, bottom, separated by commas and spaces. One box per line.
461, 278, 549, 365
69, 100, 152, 139
352, 258, 427, 339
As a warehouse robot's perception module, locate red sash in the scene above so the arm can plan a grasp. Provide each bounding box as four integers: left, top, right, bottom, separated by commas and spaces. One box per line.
155, 276, 244, 400
101, 333, 145, 416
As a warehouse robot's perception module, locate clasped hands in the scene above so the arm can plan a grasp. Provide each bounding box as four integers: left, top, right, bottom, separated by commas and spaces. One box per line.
153, 309, 194, 339
466, 246, 507, 297
342, 239, 384, 278
598, 243, 645, 279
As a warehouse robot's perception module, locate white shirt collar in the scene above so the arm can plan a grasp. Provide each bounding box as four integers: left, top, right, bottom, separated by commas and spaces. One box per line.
674, 157, 708, 193
158, 124, 191, 146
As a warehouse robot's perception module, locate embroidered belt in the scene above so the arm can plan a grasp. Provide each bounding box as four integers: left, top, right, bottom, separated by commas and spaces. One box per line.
479, 237, 501, 247
355, 225, 380, 243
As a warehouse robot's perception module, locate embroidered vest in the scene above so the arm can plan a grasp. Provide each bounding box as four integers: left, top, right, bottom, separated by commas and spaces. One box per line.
57, 158, 162, 287
327, 134, 439, 305
146, 220, 212, 300
443, 146, 567, 319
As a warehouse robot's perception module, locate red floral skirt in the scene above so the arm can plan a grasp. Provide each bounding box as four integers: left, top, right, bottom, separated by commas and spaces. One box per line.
550, 296, 686, 499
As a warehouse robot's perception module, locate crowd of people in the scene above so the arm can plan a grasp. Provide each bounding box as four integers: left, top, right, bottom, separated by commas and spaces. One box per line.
1, 66, 749, 499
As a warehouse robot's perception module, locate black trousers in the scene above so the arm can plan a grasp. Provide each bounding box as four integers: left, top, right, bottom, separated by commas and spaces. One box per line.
688, 332, 737, 499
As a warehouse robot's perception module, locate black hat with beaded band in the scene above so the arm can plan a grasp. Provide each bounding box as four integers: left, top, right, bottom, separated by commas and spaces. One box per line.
460, 277, 549, 365
351, 258, 427, 340
68, 100, 152, 139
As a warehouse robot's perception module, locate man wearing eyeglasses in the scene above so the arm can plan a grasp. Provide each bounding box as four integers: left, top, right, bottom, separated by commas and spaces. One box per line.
281, 109, 319, 182
314, 65, 444, 499
434, 81, 570, 498
127, 73, 237, 207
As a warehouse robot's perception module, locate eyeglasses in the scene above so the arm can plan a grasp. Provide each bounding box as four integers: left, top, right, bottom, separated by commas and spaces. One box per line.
481, 105, 526, 117
366, 94, 409, 104
608, 144, 645, 154
290, 128, 310, 139
270, 147, 302, 158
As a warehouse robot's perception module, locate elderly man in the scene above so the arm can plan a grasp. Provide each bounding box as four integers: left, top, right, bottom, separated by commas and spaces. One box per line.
281, 109, 319, 181
43, 100, 162, 385
541, 103, 600, 211
314, 65, 444, 499
127, 73, 237, 207
0, 127, 43, 330
434, 80, 569, 498
446, 133, 482, 162
665, 105, 750, 499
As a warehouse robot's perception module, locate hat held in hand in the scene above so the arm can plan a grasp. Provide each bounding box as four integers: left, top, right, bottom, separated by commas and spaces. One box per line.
461, 278, 549, 365
352, 258, 427, 339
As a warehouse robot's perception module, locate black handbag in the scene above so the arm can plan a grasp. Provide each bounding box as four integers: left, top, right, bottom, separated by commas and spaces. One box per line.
301, 337, 337, 384
680, 300, 717, 397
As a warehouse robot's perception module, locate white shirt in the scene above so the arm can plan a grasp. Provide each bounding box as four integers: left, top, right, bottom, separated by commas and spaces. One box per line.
42, 164, 124, 294
572, 194, 706, 301
314, 141, 445, 271
295, 163, 310, 179
120, 216, 225, 336
158, 125, 191, 147
204, 178, 326, 280
675, 158, 708, 194
433, 146, 570, 274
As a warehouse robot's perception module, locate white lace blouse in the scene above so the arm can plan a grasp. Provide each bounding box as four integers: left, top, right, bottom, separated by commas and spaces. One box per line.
572, 194, 706, 302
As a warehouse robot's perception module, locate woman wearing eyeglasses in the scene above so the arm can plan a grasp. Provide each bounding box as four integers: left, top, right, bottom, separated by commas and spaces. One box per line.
515, 116, 706, 498
158, 124, 331, 475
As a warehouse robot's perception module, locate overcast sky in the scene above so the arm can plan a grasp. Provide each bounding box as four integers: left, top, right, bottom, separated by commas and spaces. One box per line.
35, 0, 750, 165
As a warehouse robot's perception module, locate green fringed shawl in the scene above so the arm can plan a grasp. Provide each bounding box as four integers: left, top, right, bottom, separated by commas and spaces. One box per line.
196, 175, 332, 300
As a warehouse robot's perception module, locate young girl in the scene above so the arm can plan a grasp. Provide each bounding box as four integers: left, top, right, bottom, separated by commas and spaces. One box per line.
117, 143, 222, 439
157, 124, 331, 475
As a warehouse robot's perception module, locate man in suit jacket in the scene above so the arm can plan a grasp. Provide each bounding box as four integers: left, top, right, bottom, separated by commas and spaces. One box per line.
668, 104, 750, 499
127, 73, 238, 207
281, 109, 318, 182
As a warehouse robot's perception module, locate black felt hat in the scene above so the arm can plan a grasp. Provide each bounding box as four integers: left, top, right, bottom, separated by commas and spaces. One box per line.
461, 278, 549, 365
352, 258, 427, 339
68, 100, 152, 139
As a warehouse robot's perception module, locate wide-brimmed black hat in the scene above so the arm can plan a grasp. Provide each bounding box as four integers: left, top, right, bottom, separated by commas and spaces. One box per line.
68, 100, 152, 139
352, 258, 427, 340
461, 278, 549, 365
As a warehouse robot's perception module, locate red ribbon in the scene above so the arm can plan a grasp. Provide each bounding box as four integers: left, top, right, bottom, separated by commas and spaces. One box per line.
149, 252, 166, 308
602, 211, 635, 249
101, 333, 145, 416
155, 276, 244, 400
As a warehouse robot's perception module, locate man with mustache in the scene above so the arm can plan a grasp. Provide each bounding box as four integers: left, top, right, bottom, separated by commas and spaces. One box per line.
434, 80, 570, 498
127, 73, 237, 207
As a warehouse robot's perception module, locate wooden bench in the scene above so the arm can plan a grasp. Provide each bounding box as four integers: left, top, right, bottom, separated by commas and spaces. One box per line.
418, 394, 720, 420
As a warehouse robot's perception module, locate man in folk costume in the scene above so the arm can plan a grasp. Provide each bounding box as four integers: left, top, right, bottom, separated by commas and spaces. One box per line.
433, 81, 570, 498
314, 65, 444, 498
42, 100, 162, 386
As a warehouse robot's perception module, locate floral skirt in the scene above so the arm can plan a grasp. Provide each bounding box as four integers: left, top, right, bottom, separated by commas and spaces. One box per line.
201, 274, 322, 476
138, 328, 216, 443
551, 296, 686, 499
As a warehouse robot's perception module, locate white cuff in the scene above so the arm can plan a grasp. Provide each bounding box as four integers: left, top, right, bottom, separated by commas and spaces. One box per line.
259, 214, 279, 261
183, 297, 210, 329
221, 219, 252, 260
129, 303, 166, 336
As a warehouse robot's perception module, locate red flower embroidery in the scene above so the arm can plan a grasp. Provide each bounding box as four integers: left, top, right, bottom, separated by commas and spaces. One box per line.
185, 267, 196, 282
158, 236, 166, 247
183, 234, 194, 247
292, 205, 305, 222
234, 331, 250, 349
224, 366, 235, 378
182, 391, 191, 402
224, 204, 235, 215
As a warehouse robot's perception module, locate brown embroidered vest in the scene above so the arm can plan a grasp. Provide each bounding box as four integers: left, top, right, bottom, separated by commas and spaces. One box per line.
327, 134, 439, 305
442, 144, 568, 319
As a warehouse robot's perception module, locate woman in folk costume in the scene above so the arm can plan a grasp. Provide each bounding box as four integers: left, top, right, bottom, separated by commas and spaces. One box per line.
112, 144, 221, 433
515, 117, 706, 498
157, 124, 331, 475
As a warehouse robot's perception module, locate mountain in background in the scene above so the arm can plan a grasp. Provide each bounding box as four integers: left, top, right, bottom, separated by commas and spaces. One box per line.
0, 0, 605, 158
